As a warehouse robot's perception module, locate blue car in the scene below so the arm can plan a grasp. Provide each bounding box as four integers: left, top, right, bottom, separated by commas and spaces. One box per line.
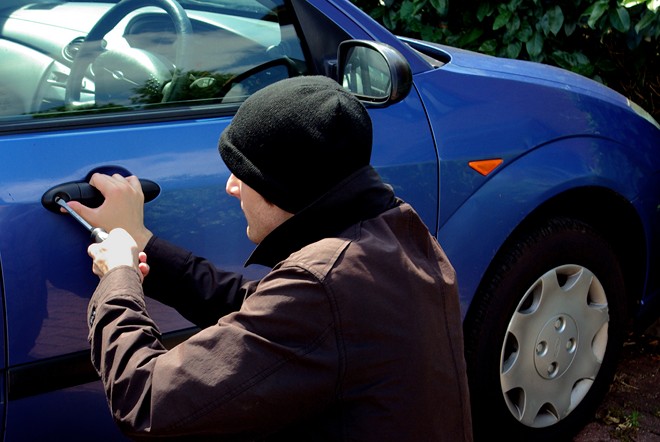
0, 0, 658, 439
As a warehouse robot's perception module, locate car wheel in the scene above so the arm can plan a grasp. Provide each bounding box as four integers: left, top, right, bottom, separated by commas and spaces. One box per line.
464, 217, 628, 441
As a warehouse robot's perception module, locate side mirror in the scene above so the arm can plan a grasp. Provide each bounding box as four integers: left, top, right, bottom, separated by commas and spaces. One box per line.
337, 40, 412, 106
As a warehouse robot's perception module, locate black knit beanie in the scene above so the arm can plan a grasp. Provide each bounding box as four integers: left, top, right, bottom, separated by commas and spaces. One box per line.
219, 75, 373, 213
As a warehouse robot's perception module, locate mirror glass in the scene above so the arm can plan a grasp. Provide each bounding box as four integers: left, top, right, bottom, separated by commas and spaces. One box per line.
341, 46, 391, 100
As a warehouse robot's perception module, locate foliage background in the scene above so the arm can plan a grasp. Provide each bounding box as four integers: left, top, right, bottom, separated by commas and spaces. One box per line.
351, 0, 660, 122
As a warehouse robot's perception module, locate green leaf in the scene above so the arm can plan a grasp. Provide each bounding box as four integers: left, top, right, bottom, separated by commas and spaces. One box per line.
550, 50, 573, 70
387, 8, 401, 29
526, 31, 544, 57
477, 3, 494, 21
609, 7, 631, 32
505, 41, 522, 58
574, 52, 590, 66
564, 20, 577, 36
517, 21, 533, 42
494, 7, 513, 30
595, 57, 618, 72
507, 13, 521, 33
509, 0, 524, 11
382, 9, 392, 29
399, 0, 415, 19
572, 53, 594, 76
429, 0, 448, 16
587, 0, 609, 29
547, 6, 564, 35
635, 9, 657, 32
550, 50, 593, 76
458, 28, 484, 46
478, 39, 498, 54
409, 0, 425, 16
420, 24, 443, 42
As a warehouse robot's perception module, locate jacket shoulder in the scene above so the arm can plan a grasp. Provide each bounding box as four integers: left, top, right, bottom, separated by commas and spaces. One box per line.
279, 220, 364, 279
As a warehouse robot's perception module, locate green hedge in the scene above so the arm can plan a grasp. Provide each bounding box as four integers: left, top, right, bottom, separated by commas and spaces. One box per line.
353, 0, 660, 121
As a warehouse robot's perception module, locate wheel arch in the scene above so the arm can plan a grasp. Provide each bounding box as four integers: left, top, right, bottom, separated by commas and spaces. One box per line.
439, 135, 652, 322
488, 185, 646, 324
458, 184, 644, 368
461, 198, 634, 440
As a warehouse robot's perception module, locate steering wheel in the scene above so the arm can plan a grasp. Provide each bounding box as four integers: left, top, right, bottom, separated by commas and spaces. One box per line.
216, 57, 302, 103
65, 0, 192, 107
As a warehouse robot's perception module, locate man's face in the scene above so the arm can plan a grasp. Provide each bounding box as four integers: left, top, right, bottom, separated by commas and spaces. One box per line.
226, 174, 293, 244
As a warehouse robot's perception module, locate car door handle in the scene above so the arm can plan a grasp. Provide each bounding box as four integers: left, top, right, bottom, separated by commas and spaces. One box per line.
41, 178, 160, 212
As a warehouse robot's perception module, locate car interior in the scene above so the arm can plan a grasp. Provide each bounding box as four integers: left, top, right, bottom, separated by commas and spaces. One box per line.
0, 0, 308, 120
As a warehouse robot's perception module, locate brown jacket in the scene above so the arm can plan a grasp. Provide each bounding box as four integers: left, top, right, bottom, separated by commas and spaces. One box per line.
87, 166, 473, 441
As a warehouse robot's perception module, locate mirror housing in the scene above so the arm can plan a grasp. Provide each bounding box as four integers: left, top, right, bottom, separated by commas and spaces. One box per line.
337, 40, 412, 106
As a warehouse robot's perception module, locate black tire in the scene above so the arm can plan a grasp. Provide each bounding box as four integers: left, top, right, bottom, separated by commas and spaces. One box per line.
464, 217, 628, 441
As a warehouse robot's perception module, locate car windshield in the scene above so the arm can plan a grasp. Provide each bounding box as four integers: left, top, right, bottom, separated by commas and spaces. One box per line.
0, 0, 307, 122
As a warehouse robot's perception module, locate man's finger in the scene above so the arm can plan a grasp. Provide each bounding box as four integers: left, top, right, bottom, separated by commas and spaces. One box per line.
126, 175, 144, 193
66, 199, 95, 219
87, 242, 100, 259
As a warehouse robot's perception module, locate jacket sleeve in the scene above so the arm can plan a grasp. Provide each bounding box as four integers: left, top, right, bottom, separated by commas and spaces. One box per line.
88, 263, 340, 439
142, 236, 254, 328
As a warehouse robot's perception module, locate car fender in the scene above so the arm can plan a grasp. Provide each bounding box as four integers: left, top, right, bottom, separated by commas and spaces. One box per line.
437, 135, 654, 316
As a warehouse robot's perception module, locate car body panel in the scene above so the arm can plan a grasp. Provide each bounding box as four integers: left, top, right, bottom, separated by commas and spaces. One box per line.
634, 170, 660, 311
414, 38, 634, 109
5, 382, 128, 441
408, 46, 660, 321
437, 136, 658, 313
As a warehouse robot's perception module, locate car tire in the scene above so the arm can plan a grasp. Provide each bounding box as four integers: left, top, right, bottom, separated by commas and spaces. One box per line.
464, 217, 628, 441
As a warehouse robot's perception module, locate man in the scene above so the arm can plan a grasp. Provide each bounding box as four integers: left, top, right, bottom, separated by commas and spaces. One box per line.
74, 76, 473, 440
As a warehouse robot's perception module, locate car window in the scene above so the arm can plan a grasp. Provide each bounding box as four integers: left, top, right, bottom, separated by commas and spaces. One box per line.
0, 0, 308, 124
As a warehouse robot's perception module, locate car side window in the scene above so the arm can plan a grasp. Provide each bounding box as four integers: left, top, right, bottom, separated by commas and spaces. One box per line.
0, 0, 308, 123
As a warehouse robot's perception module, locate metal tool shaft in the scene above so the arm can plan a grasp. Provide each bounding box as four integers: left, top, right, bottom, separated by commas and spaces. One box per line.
56, 197, 94, 231
55, 197, 109, 242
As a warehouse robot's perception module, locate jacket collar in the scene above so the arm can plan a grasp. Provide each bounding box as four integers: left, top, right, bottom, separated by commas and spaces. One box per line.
245, 165, 399, 268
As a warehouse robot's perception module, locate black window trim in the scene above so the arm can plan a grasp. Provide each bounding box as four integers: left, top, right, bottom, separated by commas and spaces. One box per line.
0, 101, 243, 135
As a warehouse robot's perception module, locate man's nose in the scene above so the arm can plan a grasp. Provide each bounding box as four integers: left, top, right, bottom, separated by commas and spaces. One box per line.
226, 174, 240, 199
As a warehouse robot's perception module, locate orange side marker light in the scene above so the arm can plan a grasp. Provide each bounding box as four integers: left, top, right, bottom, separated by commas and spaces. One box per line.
468, 158, 503, 176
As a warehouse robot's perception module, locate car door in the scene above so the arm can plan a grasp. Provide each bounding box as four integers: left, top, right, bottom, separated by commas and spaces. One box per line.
0, 0, 437, 439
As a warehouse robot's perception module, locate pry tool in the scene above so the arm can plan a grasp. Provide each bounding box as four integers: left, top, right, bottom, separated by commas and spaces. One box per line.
55, 196, 109, 243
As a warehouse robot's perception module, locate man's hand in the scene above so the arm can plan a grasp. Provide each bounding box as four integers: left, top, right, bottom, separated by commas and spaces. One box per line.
65, 173, 153, 251
87, 228, 148, 279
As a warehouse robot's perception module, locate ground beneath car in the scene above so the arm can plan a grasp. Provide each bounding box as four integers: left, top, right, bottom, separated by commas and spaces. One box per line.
573, 320, 660, 441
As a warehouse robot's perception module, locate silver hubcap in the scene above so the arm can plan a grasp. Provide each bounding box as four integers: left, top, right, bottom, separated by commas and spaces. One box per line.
500, 265, 609, 428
